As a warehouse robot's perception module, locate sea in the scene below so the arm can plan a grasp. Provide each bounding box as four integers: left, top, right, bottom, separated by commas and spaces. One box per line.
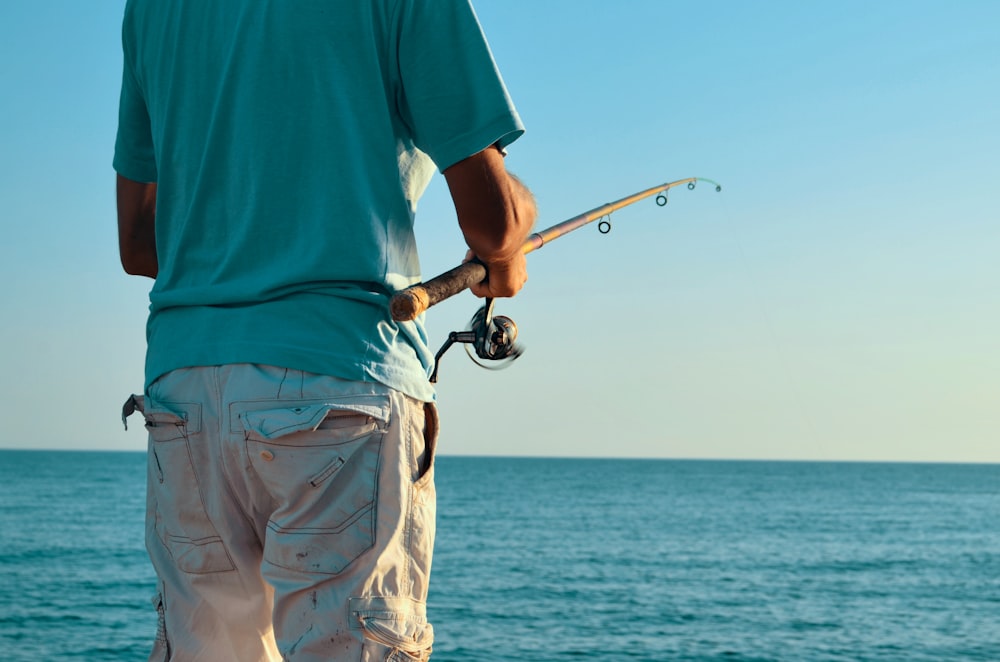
1, 451, 998, 661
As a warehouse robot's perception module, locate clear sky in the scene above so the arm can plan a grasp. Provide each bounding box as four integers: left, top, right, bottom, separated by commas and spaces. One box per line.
1, 1, 997, 461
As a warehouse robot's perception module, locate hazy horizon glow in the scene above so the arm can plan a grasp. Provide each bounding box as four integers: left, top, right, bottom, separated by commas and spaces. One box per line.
1, 1, 997, 462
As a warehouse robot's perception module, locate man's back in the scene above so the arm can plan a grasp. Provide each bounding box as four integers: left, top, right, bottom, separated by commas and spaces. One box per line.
115, 0, 523, 399
115, 2, 533, 659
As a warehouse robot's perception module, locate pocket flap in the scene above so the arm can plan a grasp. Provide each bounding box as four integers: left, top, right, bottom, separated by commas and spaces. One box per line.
361, 616, 433, 651
243, 401, 389, 440
142, 402, 202, 440
350, 597, 433, 652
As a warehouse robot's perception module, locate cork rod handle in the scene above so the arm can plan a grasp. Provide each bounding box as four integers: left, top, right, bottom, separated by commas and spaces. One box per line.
390, 260, 487, 321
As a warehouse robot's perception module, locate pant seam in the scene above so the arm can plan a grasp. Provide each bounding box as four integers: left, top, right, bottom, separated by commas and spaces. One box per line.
219, 366, 268, 550
402, 394, 415, 595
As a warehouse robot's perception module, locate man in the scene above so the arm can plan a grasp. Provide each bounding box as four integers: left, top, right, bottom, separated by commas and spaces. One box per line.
114, 1, 536, 660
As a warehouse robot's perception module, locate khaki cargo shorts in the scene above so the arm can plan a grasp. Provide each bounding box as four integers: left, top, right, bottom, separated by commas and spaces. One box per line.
123, 364, 437, 661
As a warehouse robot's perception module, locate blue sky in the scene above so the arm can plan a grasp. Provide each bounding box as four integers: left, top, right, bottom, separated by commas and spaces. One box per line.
1, 1, 997, 461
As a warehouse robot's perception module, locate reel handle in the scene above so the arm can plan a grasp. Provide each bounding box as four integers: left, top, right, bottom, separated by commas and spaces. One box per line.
390, 260, 486, 322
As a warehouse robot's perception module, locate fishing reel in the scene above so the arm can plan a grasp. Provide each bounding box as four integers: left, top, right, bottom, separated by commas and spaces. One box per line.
391, 177, 724, 383
430, 298, 523, 383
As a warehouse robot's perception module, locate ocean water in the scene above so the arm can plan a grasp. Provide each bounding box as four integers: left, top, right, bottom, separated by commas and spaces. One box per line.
1, 451, 998, 661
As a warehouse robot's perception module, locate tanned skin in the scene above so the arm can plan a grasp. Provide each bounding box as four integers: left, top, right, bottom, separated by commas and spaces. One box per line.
117, 144, 536, 296
116, 175, 158, 279
443, 144, 536, 298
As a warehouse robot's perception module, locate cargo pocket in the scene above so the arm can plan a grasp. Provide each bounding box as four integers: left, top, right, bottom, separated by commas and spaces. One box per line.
143, 400, 234, 574
407, 402, 437, 583
240, 397, 389, 575
351, 597, 433, 662
415, 402, 438, 489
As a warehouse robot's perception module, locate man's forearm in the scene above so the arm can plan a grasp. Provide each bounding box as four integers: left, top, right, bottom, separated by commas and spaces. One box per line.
444, 146, 537, 297
459, 171, 536, 262
116, 174, 158, 278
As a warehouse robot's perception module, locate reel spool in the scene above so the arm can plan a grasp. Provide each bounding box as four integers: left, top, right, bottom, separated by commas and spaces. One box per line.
430, 298, 523, 383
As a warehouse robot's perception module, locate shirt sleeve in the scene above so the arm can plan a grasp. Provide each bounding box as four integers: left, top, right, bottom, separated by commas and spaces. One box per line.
393, 0, 524, 171
113, 21, 158, 183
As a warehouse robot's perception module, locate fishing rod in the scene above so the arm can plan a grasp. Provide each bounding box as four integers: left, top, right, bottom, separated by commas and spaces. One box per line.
390, 176, 722, 381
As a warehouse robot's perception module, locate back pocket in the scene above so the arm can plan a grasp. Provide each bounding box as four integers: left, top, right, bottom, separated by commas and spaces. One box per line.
145, 403, 235, 574
240, 398, 389, 575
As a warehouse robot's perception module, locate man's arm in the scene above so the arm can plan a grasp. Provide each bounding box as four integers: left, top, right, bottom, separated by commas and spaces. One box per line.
443, 145, 537, 298
116, 174, 158, 278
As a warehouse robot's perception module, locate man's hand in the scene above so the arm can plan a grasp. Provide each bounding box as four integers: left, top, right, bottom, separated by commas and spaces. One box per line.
444, 145, 537, 299
463, 250, 528, 298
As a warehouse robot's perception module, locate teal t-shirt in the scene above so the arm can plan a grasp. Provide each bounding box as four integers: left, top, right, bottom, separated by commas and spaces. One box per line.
114, 0, 524, 400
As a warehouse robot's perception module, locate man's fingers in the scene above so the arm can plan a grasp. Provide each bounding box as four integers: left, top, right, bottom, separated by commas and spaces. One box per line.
468, 253, 527, 298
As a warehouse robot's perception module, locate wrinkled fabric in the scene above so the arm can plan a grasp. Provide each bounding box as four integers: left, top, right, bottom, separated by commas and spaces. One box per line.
114, 0, 524, 400
126, 364, 437, 661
